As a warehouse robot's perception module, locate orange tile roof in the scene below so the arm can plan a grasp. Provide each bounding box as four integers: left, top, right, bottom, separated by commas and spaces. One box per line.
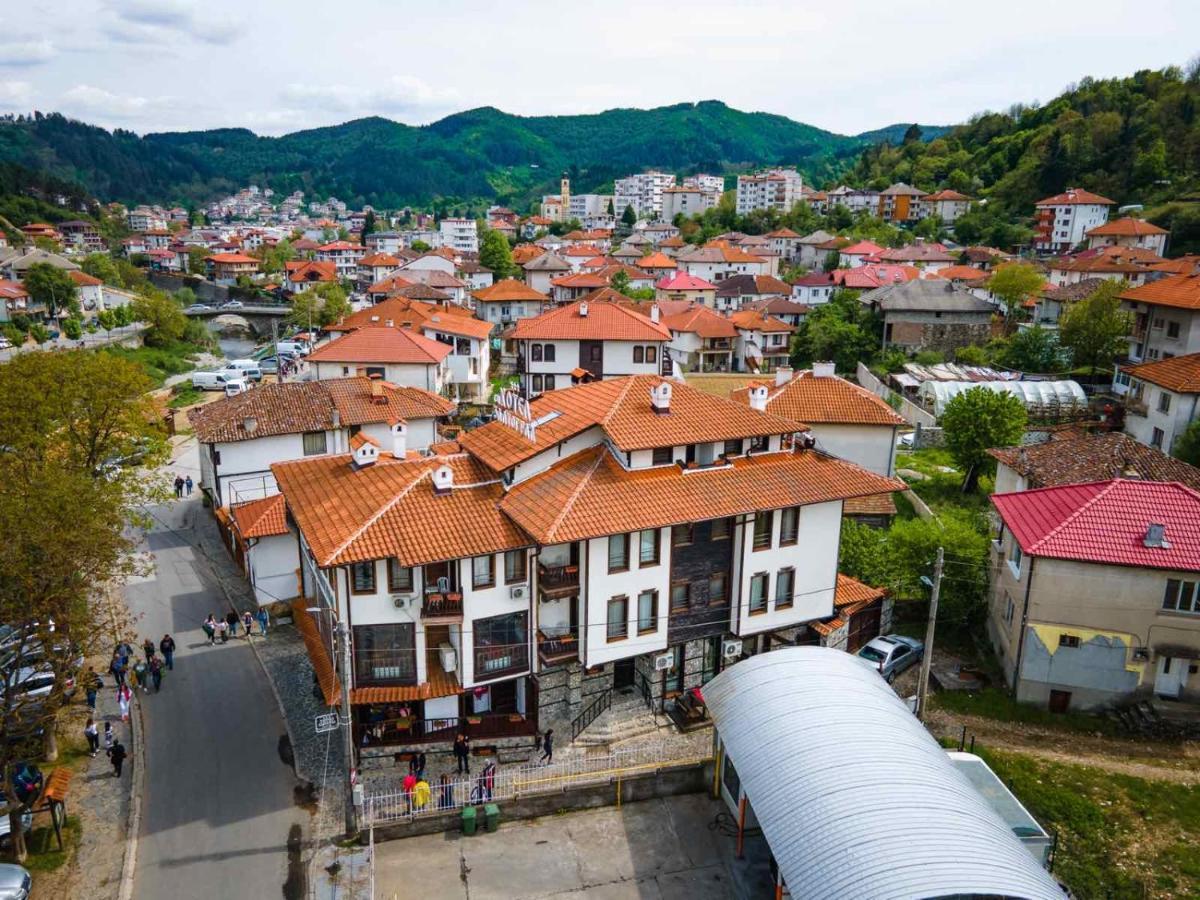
292, 601, 339, 708
327, 296, 443, 332
206, 252, 259, 264
934, 265, 988, 282
510, 299, 671, 341
1120, 273, 1200, 310
459, 375, 808, 470
420, 311, 493, 340
1035, 188, 1115, 206
501, 444, 904, 543
273, 453, 527, 566
550, 272, 609, 289
728, 309, 795, 334
350, 666, 460, 705
681, 242, 766, 264
305, 326, 452, 365
764, 228, 801, 238
843, 492, 899, 517
1148, 255, 1200, 276
286, 260, 338, 283
1122, 352, 1200, 394
661, 304, 739, 338
68, 270, 103, 286
473, 278, 549, 303
1086, 216, 1167, 237
359, 252, 402, 266
733, 371, 905, 426
922, 189, 971, 202
638, 252, 677, 270
230, 493, 289, 538
324, 378, 455, 424
366, 274, 416, 295
809, 575, 887, 636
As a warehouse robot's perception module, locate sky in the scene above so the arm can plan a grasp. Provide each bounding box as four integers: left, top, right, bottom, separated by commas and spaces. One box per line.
1, 0, 1196, 138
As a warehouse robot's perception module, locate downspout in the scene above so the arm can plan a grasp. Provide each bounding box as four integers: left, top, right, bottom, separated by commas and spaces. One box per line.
1010, 556, 1036, 698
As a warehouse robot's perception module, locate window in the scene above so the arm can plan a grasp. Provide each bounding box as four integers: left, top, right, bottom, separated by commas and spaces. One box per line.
472, 554, 495, 589
1167, 321, 1181, 339
544, 374, 555, 391
504, 550, 527, 584
589, 344, 601, 362
387, 559, 413, 592
1158, 392, 1172, 414
456, 337, 471, 355
722, 752, 741, 801
1008, 539, 1023, 577
474, 611, 529, 678
753, 511, 773, 550
708, 573, 728, 606
1058, 634, 1081, 648
1003, 592, 1015, 626
351, 561, 376, 593
646, 345, 657, 364
531, 374, 543, 393
608, 533, 629, 573
775, 568, 794, 609
1151, 427, 1165, 449
749, 574, 768, 614
749, 435, 767, 452
671, 523, 694, 547
638, 529, 660, 566
633, 345, 644, 364
353, 623, 416, 684
1163, 579, 1199, 614
723, 439, 743, 457
543, 344, 556, 362
302, 431, 327, 456
711, 517, 732, 540
531, 343, 543, 362
637, 590, 658, 634
671, 581, 691, 611
607, 596, 628, 640
652, 446, 674, 465
779, 507, 799, 545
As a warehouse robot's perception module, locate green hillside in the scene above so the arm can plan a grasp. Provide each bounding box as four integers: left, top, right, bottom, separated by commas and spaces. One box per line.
850, 66, 1200, 214
0, 103, 943, 210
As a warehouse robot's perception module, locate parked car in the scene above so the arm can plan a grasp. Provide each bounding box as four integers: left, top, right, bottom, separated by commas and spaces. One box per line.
223, 359, 263, 382
184, 304, 214, 313
223, 379, 249, 397
0, 862, 31, 898
856, 634, 924, 683
220, 300, 245, 310
0, 337, 11, 350
274, 341, 309, 358
1, 666, 75, 703
192, 371, 245, 391
256, 356, 280, 374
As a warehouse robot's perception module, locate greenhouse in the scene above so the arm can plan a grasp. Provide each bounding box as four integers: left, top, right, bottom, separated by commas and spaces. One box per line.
918, 379, 1088, 418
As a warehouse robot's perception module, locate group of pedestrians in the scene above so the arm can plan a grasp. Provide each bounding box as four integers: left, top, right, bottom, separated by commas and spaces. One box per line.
173, 474, 194, 499
110, 635, 176, 701
202, 608, 268, 645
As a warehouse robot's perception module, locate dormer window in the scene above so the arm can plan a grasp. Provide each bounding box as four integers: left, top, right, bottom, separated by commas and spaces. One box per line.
652, 447, 673, 466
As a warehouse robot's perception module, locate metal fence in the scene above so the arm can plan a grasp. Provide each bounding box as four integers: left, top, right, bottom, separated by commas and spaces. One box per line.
364, 743, 712, 826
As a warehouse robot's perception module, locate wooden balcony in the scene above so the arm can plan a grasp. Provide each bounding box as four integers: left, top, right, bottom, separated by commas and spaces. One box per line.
421, 592, 463, 623
538, 563, 579, 599
537, 629, 578, 665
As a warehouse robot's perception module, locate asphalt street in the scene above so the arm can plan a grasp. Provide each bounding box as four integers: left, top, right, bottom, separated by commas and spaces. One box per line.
123, 438, 308, 899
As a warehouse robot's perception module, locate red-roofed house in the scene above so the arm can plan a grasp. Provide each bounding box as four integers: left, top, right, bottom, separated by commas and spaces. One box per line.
284, 260, 338, 294
661, 303, 740, 373
989, 479, 1200, 709
729, 309, 795, 373
315, 241, 366, 279
1086, 217, 1168, 255
838, 240, 885, 268
1121, 352, 1200, 453
305, 326, 452, 392
656, 272, 718, 307
205, 252, 260, 285
1033, 188, 1115, 254
356, 252, 402, 290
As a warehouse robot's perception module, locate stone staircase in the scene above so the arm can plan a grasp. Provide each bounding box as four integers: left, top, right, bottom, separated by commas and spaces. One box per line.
571, 690, 663, 749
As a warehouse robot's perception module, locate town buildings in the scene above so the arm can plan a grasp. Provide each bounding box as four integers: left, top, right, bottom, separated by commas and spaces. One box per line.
1121, 353, 1200, 453
315, 241, 366, 279
878, 183, 926, 223
1086, 217, 1169, 255
439, 218, 479, 254
304, 326, 452, 393
1116, 273, 1200, 371
735, 168, 803, 215
661, 303, 739, 373
1033, 189, 1114, 254
660, 186, 720, 222
922, 189, 973, 224
614, 171, 676, 219
861, 280, 995, 354
472, 278, 550, 327
205, 252, 260, 285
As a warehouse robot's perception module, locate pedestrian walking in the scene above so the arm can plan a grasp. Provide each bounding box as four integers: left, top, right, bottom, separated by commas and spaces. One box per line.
241, 610, 254, 638
539, 728, 554, 765
132, 660, 149, 694
117, 685, 131, 722
149, 656, 163, 692
226, 610, 239, 638
216, 619, 229, 643
453, 733, 470, 775
159, 634, 176, 670
185, 476, 194, 496
142, 637, 156, 663
110, 654, 126, 689
438, 773, 453, 809
103, 722, 114, 753
84, 718, 100, 757
256, 607, 269, 637
402, 771, 417, 813
173, 475, 184, 498
84, 666, 102, 710
203, 614, 217, 645
108, 739, 127, 778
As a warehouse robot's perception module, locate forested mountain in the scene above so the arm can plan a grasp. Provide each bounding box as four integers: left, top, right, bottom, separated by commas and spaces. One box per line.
851, 66, 1200, 214
0, 102, 942, 209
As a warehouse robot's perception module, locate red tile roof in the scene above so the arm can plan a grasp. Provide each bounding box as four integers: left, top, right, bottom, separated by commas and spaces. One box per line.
286, 260, 338, 283
1035, 189, 1116, 207
68, 270, 103, 286
206, 252, 258, 264
1119, 273, 1200, 311
472, 278, 549, 303
728, 309, 795, 333
304, 326, 452, 365
992, 480, 1200, 571
1122, 352, 1200, 394
661, 304, 740, 339
922, 189, 971, 202
510, 298, 670, 341
733, 370, 905, 426
1086, 217, 1167, 237
933, 265, 988, 282
231, 494, 289, 538
656, 272, 717, 291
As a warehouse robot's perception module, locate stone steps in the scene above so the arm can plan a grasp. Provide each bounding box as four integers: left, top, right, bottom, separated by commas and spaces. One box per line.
572, 693, 663, 747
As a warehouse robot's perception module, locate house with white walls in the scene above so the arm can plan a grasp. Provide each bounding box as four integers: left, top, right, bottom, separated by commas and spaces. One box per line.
315, 241, 366, 279
1085, 217, 1168, 255
1033, 189, 1114, 254
1121, 353, 1200, 454
728, 309, 795, 373
472, 278, 550, 327
304, 325, 452, 393
676, 243, 770, 283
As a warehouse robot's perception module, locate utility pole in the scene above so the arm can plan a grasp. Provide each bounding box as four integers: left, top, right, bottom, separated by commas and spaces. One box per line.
337, 620, 358, 837
916, 546, 944, 721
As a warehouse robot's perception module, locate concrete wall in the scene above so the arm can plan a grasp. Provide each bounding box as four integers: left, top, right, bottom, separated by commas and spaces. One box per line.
809, 422, 896, 476
248, 533, 300, 607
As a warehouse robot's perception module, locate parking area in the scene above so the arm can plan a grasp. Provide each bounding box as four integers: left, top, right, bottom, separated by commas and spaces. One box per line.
373, 793, 774, 900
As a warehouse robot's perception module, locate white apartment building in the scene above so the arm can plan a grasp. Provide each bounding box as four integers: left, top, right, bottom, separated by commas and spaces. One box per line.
127, 205, 167, 232
683, 174, 725, 194
315, 241, 366, 279
922, 190, 973, 224
1086, 217, 1169, 256
825, 186, 881, 216
614, 171, 677, 220
439, 218, 479, 254
735, 169, 803, 215
1121, 353, 1200, 454
661, 186, 721, 223
270, 374, 899, 763
569, 194, 613, 220
1033, 188, 1114, 254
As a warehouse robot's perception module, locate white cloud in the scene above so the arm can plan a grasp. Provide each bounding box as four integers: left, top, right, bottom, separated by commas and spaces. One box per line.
61, 84, 170, 121
106, 0, 241, 45
0, 38, 55, 66
280, 76, 460, 123
0, 81, 32, 107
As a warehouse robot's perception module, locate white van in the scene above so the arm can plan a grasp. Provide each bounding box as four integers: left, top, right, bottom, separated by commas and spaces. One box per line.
223, 359, 263, 382
224, 379, 249, 397
275, 341, 309, 358
192, 371, 247, 391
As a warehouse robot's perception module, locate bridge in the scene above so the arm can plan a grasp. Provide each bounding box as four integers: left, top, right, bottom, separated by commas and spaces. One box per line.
184, 305, 291, 336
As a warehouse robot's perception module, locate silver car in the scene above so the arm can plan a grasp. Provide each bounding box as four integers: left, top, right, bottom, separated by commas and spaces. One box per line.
856, 634, 925, 683
0, 863, 30, 899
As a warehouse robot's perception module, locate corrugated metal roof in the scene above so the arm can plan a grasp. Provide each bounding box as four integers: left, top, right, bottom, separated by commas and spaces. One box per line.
704, 648, 1064, 900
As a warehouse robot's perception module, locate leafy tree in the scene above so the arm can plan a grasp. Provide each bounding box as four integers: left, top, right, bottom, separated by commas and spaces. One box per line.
478, 229, 514, 279
822, 250, 841, 272
361, 210, 377, 238
112, 304, 133, 328
62, 317, 83, 341
1057, 279, 1133, 374
606, 198, 615, 216
23, 263, 78, 318
96, 309, 117, 333
131, 291, 187, 346
288, 282, 349, 329
80, 252, 122, 287
621, 204, 637, 226
29, 323, 50, 344
609, 270, 632, 296
1173, 420, 1200, 467
174, 287, 197, 307
2, 324, 24, 346
986, 262, 1043, 330
941, 386, 1027, 492
187, 246, 208, 276
410, 240, 431, 253
997, 325, 1064, 373
954, 344, 988, 365
792, 290, 878, 373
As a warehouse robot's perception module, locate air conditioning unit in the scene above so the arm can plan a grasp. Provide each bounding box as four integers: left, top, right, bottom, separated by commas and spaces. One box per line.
722, 639, 743, 660
510, 584, 528, 601
1132, 647, 1150, 662
392, 594, 415, 609
654, 652, 674, 671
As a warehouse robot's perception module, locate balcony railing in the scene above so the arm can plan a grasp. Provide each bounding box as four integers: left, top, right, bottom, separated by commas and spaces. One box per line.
422, 592, 463, 622
538, 563, 579, 598
357, 713, 537, 748
474, 643, 530, 681
537, 629, 578, 665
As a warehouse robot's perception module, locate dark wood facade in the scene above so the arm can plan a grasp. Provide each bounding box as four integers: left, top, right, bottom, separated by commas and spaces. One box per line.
666, 518, 733, 644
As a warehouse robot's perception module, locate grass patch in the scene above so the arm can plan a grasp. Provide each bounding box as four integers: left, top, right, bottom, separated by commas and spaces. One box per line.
892, 489, 917, 520
933, 687, 1119, 736
168, 383, 204, 409
22, 814, 80, 873
103, 341, 202, 387
975, 747, 1200, 899
895, 447, 994, 516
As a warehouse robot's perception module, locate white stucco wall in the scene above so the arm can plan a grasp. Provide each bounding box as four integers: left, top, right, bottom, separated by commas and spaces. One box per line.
248, 533, 300, 607
583, 530, 671, 667
807, 423, 897, 476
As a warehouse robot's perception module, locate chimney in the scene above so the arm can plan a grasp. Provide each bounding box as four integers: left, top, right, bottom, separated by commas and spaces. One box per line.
650, 303, 660, 323
242, 416, 258, 434
812, 361, 835, 378
370, 377, 385, 403
748, 383, 768, 412
1144, 523, 1170, 549
350, 434, 379, 469
579, 302, 589, 317
650, 381, 672, 415
392, 421, 407, 458
914, 237, 925, 246
433, 463, 454, 495
332, 408, 341, 430
775, 365, 793, 387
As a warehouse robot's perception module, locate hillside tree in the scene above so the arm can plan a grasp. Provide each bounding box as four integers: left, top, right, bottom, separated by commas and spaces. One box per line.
986, 262, 1044, 330
1058, 280, 1133, 374
23, 263, 78, 318
941, 386, 1027, 492
478, 229, 514, 279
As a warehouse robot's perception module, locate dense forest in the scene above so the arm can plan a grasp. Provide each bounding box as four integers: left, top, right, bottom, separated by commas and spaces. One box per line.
0, 102, 943, 209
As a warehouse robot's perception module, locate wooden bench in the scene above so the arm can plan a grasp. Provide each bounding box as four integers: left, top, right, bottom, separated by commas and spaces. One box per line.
42, 768, 71, 805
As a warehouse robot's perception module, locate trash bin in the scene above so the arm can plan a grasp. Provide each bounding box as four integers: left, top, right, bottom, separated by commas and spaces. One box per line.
483, 803, 500, 833
461, 805, 477, 836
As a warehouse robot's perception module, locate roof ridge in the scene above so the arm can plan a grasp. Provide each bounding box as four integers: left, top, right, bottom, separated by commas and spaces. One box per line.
543, 447, 608, 542
325, 464, 432, 564
600, 374, 641, 430
1025, 480, 1122, 554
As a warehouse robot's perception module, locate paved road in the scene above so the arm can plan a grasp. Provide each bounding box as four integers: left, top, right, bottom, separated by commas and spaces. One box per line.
0, 324, 147, 361
124, 439, 307, 899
